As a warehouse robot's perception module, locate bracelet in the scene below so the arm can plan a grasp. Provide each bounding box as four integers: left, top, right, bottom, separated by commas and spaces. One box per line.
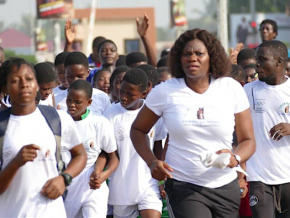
158, 180, 165, 185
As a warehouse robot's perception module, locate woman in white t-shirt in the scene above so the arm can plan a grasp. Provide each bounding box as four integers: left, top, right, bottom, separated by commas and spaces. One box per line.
0, 58, 87, 217
130, 29, 256, 218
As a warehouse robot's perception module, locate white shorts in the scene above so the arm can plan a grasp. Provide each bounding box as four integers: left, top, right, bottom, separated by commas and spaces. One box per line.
113, 186, 162, 218
64, 166, 109, 218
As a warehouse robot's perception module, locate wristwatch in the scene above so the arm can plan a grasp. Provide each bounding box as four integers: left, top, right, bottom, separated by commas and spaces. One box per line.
60, 172, 72, 187
233, 154, 241, 166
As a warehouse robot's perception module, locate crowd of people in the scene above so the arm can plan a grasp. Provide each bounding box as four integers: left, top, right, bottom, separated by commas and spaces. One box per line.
0, 14, 289, 218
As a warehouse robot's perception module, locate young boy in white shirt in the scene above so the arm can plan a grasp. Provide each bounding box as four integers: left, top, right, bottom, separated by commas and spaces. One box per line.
104, 68, 165, 218
65, 79, 119, 218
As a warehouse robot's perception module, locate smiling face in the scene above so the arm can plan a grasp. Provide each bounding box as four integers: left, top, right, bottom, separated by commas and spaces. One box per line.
119, 81, 145, 110
65, 64, 89, 86
5, 64, 39, 109
99, 42, 119, 67
181, 39, 210, 80
260, 23, 277, 42
66, 88, 92, 121
93, 70, 111, 94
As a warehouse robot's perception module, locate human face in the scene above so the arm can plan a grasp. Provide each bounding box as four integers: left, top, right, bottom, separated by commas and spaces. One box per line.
99, 42, 119, 67
65, 64, 89, 86
285, 61, 290, 77
256, 47, 278, 84
181, 39, 210, 80
93, 70, 111, 94
119, 81, 145, 110
56, 64, 69, 89
113, 72, 126, 101
260, 23, 277, 42
66, 89, 92, 121
39, 81, 55, 100
245, 67, 258, 84
239, 58, 256, 68
5, 64, 39, 108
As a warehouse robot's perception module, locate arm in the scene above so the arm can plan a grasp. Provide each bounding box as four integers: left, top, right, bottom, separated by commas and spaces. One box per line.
217, 108, 256, 167
269, 122, 290, 141
130, 105, 173, 181
64, 19, 76, 52
0, 144, 40, 194
41, 143, 87, 199
136, 14, 157, 67
153, 140, 163, 160
89, 151, 119, 189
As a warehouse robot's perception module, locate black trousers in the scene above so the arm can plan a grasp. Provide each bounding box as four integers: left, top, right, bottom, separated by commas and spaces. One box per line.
165, 178, 240, 218
249, 181, 290, 218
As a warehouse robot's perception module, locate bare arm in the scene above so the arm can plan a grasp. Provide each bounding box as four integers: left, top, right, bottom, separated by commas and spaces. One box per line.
64, 19, 76, 52
136, 14, 157, 67
89, 151, 119, 189
130, 105, 173, 181
0, 144, 40, 194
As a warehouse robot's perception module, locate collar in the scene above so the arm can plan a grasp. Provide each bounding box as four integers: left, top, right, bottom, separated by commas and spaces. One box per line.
81, 109, 90, 120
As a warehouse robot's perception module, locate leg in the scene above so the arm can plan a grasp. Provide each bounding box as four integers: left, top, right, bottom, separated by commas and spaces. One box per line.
113, 205, 139, 218
276, 182, 290, 218
249, 181, 275, 218
165, 179, 212, 218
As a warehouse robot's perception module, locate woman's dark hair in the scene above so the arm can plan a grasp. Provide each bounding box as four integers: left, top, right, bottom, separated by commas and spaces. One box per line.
168, 28, 231, 79
0, 58, 35, 93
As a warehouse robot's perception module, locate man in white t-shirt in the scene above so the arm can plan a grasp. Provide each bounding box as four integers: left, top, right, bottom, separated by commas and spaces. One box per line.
244, 40, 290, 218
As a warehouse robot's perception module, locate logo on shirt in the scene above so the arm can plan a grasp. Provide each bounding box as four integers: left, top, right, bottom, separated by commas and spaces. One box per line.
253, 99, 265, 113
197, 107, 204, 119
249, 195, 259, 206
278, 102, 290, 115
115, 127, 125, 141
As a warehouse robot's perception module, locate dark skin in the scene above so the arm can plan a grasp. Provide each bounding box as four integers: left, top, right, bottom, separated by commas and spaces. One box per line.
256, 47, 290, 141
0, 64, 87, 198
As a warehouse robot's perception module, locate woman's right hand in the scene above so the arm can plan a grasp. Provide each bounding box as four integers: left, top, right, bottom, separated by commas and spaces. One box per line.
13, 144, 40, 167
148, 159, 173, 181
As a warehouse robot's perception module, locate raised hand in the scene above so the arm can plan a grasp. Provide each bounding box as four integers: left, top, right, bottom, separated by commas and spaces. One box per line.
65, 19, 76, 45
136, 13, 149, 38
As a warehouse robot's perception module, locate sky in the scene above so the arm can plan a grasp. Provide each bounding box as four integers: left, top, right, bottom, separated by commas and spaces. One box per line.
0, 0, 208, 29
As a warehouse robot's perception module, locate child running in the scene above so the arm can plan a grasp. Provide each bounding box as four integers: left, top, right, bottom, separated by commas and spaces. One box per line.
104, 68, 165, 218
64, 79, 119, 218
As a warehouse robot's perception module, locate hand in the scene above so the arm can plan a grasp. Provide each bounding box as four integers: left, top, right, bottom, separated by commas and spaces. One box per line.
65, 19, 76, 44
41, 176, 66, 200
136, 13, 149, 38
13, 144, 40, 168
216, 149, 238, 168
89, 171, 106, 189
159, 183, 166, 199
238, 178, 248, 198
269, 123, 290, 141
149, 159, 173, 181
229, 43, 244, 64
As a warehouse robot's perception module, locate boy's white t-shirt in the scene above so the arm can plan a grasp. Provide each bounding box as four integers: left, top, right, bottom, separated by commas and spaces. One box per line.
104, 101, 166, 205
146, 77, 249, 188
54, 86, 67, 110
0, 108, 82, 217
39, 93, 54, 107
244, 79, 290, 185
56, 88, 111, 115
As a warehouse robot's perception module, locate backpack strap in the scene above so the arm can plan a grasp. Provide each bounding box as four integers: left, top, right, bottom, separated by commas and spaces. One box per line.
0, 108, 12, 170
37, 105, 64, 174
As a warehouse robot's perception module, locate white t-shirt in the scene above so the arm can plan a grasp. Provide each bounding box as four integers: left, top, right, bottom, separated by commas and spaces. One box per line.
146, 77, 249, 188
56, 88, 110, 115
39, 93, 54, 107
74, 111, 117, 170
54, 86, 68, 110
0, 108, 82, 217
104, 101, 166, 205
244, 79, 290, 185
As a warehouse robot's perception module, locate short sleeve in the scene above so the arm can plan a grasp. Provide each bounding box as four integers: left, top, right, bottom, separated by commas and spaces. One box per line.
98, 116, 117, 153
145, 82, 168, 116
232, 79, 250, 114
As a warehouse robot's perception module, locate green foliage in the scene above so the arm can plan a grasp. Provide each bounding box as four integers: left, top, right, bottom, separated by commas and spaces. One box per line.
229, 0, 286, 13
4, 50, 37, 64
